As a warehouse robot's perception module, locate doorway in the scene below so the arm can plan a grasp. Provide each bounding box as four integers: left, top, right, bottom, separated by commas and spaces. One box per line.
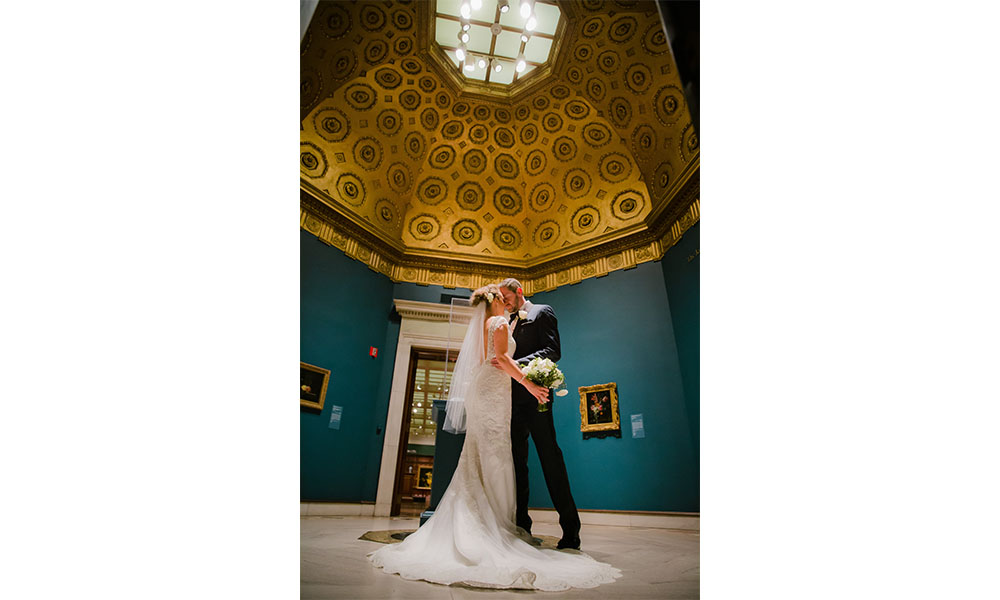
390, 348, 457, 517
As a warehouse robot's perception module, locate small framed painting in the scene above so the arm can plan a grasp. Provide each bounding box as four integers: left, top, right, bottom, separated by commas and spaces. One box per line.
579, 382, 620, 436
300, 362, 330, 410
415, 465, 433, 490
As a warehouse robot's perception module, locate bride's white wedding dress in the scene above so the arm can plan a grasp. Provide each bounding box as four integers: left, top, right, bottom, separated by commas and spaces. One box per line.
368, 315, 622, 591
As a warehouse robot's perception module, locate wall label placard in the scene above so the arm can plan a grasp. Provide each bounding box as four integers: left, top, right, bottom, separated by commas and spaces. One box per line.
631, 413, 645, 439
329, 405, 343, 430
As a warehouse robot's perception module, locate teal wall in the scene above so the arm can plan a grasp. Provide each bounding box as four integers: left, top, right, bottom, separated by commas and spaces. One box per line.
393, 281, 471, 304
361, 313, 400, 500
526, 256, 699, 512
301, 228, 699, 512
300, 229, 470, 502
661, 223, 700, 464
300, 230, 395, 501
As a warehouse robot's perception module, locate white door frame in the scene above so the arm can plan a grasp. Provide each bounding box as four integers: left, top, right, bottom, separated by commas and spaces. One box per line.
374, 299, 473, 517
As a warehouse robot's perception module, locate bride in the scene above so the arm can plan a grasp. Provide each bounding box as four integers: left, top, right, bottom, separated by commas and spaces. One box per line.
368, 284, 622, 591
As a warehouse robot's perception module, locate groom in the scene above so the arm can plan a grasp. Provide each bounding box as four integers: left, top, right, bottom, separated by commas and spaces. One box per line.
492, 278, 582, 550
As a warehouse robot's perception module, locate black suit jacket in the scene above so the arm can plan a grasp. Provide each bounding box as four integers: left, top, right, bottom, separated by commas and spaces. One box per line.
511, 303, 561, 408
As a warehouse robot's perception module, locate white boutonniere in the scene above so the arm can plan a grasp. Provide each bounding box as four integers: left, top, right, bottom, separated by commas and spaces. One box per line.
518, 309, 528, 320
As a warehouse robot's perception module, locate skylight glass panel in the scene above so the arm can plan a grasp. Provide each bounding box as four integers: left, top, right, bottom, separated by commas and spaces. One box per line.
436, 17, 461, 47
493, 30, 522, 59
490, 59, 515, 84
467, 24, 493, 53
532, 2, 560, 35
438, 1, 462, 18
478, 0, 499, 17
435, 0, 561, 86
499, 0, 527, 27
523, 36, 552, 63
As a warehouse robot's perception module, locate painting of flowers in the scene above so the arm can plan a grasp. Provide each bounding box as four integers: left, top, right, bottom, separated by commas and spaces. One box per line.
578, 382, 621, 437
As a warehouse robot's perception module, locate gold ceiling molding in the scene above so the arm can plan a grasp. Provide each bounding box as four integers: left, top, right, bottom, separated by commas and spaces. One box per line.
301, 0, 700, 272
301, 148, 696, 271
301, 168, 698, 295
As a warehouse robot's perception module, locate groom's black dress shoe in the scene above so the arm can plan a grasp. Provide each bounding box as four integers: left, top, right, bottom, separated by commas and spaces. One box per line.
556, 537, 581, 550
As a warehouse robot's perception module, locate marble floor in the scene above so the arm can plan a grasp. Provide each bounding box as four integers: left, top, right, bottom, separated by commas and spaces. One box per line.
301, 515, 699, 599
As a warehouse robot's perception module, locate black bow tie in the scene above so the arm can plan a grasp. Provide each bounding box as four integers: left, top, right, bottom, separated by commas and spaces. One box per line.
509, 313, 517, 323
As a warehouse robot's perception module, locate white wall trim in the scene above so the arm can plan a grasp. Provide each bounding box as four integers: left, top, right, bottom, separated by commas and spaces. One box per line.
300, 502, 376, 517
301, 502, 699, 531
393, 298, 475, 323
528, 509, 699, 531
374, 300, 469, 517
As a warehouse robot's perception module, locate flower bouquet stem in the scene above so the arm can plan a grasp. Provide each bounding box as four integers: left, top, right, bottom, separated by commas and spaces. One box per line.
521, 358, 569, 413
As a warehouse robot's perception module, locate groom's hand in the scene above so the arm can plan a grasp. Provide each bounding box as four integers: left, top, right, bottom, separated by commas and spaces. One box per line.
489, 357, 502, 369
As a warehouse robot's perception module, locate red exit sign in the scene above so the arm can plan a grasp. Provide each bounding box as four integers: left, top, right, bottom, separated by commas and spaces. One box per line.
369, 346, 378, 358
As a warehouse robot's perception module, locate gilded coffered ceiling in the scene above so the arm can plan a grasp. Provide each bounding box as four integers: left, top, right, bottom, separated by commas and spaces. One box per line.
300, 0, 699, 293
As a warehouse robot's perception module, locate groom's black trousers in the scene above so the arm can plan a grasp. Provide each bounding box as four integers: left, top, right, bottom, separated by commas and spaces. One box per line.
510, 397, 581, 538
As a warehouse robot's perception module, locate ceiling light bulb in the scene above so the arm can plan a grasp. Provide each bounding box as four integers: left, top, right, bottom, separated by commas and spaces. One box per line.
521, 33, 529, 43
525, 16, 537, 31
462, 22, 471, 31
471, 0, 482, 9
520, 0, 532, 19
516, 58, 526, 73
460, 2, 471, 19
492, 59, 502, 72
498, 0, 510, 13
477, 57, 487, 69
460, 31, 470, 43
456, 46, 466, 62
464, 63, 474, 72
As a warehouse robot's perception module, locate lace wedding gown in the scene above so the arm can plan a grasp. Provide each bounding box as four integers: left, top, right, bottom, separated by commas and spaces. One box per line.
368, 315, 622, 591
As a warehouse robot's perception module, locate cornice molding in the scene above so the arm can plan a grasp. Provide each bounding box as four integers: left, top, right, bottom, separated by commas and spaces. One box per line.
393, 299, 476, 323
646, 155, 700, 227
301, 1, 699, 294
301, 169, 699, 295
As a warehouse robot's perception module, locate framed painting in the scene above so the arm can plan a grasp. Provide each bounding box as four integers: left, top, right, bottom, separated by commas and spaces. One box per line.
579, 382, 621, 437
300, 361, 330, 410
415, 465, 433, 490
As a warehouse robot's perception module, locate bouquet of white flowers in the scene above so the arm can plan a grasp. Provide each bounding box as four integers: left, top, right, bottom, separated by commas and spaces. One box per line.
521, 357, 569, 412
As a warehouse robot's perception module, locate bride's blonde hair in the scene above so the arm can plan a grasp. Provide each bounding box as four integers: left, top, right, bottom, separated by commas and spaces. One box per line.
470, 283, 502, 308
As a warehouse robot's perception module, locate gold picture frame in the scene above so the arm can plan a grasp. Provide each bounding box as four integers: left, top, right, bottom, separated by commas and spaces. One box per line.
415, 465, 433, 490
300, 361, 330, 410
579, 382, 620, 434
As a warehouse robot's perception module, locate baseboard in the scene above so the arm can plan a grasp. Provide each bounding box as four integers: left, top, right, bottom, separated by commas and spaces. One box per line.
300, 502, 699, 530
529, 508, 699, 531
300, 502, 376, 517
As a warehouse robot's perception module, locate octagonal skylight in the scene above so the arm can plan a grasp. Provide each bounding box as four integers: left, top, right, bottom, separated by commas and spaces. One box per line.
434, 0, 562, 85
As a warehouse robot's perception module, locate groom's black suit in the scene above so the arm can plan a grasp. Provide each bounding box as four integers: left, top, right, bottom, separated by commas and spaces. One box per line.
509, 302, 581, 543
